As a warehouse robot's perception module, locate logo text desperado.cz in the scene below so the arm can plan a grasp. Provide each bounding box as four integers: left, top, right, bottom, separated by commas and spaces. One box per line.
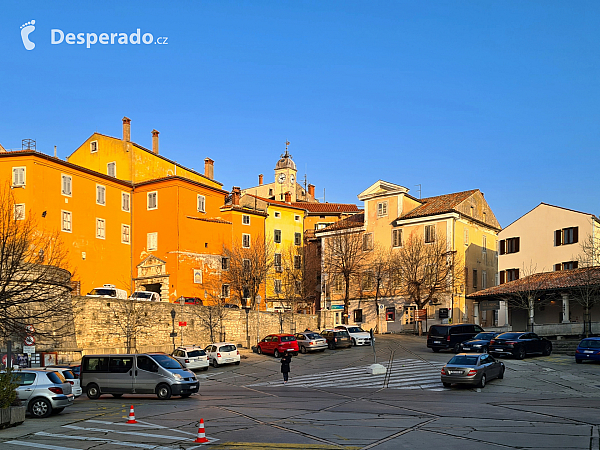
51, 29, 167, 48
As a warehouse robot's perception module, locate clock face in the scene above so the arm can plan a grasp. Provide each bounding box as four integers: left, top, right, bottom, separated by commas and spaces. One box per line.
290, 175, 295, 183
278, 173, 286, 184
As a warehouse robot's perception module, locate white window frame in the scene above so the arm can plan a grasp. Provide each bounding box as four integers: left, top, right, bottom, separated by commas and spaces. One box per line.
96, 184, 106, 206
392, 229, 402, 247
14, 203, 25, 220
242, 214, 250, 225
274, 229, 282, 243
90, 140, 98, 153
121, 224, 130, 244
222, 284, 230, 298
96, 218, 106, 239
482, 235, 487, 253
147, 191, 158, 210
197, 194, 206, 213
482, 271, 487, 289
61, 174, 72, 196
61, 210, 72, 233
107, 161, 116, 178
425, 224, 435, 243
377, 201, 388, 217
12, 167, 26, 187
242, 233, 251, 248
194, 269, 203, 284
121, 192, 130, 212
147, 232, 158, 251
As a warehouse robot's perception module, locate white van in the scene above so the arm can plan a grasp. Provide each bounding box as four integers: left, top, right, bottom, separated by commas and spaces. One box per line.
130, 291, 160, 302
86, 284, 128, 299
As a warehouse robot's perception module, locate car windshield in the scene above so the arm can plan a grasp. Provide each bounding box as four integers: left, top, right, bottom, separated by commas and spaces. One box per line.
60, 370, 75, 379
219, 345, 237, 352
305, 333, 321, 340
151, 354, 183, 369
448, 356, 479, 366
89, 288, 116, 296
497, 333, 522, 340
473, 333, 497, 340
335, 331, 350, 337
47, 371, 66, 383
134, 292, 153, 299
347, 327, 365, 333
188, 350, 205, 357
280, 336, 296, 342
429, 326, 448, 336
579, 339, 600, 349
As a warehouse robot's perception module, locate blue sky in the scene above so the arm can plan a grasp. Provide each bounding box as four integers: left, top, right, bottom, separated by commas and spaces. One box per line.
1, 1, 599, 226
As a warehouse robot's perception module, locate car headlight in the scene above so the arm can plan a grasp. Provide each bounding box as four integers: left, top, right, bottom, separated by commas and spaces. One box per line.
172, 373, 183, 381
473, 345, 481, 347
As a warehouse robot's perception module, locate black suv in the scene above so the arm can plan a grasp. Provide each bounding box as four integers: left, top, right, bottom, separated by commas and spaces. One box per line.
427, 324, 485, 353
322, 330, 352, 350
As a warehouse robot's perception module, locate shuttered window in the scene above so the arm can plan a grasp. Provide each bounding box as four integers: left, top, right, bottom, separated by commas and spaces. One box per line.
555, 227, 579, 246
61, 175, 72, 196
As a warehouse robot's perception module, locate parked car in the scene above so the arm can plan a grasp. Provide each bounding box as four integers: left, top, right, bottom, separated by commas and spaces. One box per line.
223, 303, 239, 309
427, 324, 485, 353
257, 334, 299, 357
81, 353, 199, 400
179, 297, 203, 305
86, 284, 127, 299
295, 332, 328, 353
6, 368, 74, 418
322, 329, 352, 350
441, 353, 505, 388
43, 367, 82, 397
575, 337, 600, 363
130, 291, 160, 302
336, 325, 372, 346
459, 332, 502, 353
47, 364, 81, 379
172, 346, 209, 371
489, 332, 552, 359
204, 343, 241, 367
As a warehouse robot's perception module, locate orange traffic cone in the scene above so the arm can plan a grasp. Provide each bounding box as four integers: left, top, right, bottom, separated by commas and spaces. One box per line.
194, 418, 209, 443
126, 405, 138, 424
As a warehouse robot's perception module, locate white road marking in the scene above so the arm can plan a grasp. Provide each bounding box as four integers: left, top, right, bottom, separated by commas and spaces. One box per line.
35, 432, 174, 449
85, 419, 160, 428
4, 441, 78, 450
62, 424, 188, 440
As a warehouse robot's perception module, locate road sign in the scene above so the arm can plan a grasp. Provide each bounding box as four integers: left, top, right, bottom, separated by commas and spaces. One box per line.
23, 345, 35, 354
25, 325, 36, 334
178, 321, 187, 327
24, 336, 35, 346
417, 309, 427, 320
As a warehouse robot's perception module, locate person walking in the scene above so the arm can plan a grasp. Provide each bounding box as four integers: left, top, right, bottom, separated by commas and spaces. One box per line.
280, 350, 292, 384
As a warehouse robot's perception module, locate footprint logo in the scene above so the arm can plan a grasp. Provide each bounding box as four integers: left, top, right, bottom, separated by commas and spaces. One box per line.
20, 20, 36, 50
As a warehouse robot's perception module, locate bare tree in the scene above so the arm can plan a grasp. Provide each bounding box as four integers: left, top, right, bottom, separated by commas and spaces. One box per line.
573, 234, 600, 336
191, 278, 230, 343
363, 246, 401, 333
0, 184, 73, 341
107, 299, 159, 353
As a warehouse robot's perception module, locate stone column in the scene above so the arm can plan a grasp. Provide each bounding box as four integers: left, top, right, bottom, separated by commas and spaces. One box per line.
473, 302, 480, 326
562, 293, 570, 323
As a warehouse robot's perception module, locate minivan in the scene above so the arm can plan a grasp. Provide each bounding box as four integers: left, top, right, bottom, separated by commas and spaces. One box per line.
427, 324, 485, 353
80, 353, 199, 400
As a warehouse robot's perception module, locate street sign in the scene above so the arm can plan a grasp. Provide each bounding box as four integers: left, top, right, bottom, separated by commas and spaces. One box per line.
23, 345, 35, 354
25, 325, 36, 334
178, 321, 187, 327
24, 336, 35, 346
417, 309, 427, 320
438, 308, 449, 319
480, 300, 500, 311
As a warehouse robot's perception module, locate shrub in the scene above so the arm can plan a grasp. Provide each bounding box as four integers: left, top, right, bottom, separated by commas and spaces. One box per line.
0, 368, 18, 408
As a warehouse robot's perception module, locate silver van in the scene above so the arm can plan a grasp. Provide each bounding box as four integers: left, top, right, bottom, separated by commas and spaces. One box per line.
80, 353, 199, 400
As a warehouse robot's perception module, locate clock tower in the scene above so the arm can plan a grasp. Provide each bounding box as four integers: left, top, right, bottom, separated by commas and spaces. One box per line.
274, 146, 297, 202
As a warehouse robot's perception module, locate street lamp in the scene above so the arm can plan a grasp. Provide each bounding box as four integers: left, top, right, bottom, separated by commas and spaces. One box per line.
244, 306, 250, 349
170, 308, 177, 352
256, 295, 262, 345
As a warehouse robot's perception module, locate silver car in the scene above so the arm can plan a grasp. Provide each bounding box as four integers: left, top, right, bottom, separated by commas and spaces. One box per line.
7, 368, 74, 418
295, 332, 328, 353
43, 367, 82, 397
441, 353, 505, 388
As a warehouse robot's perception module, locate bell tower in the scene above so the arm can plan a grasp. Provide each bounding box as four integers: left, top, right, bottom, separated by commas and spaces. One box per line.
274, 141, 297, 202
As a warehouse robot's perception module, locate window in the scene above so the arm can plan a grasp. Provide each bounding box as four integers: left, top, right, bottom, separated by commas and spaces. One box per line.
464, 229, 469, 246
295, 280, 302, 293
147, 191, 157, 210
482, 271, 487, 289
121, 224, 130, 244
96, 218, 105, 239
473, 269, 477, 289
14, 204, 25, 220
274, 211, 281, 218
107, 162, 116, 177
242, 233, 251, 248
334, 276, 344, 291
12, 167, 26, 186
222, 257, 229, 270
392, 229, 402, 247
90, 140, 98, 153
274, 280, 282, 294
242, 214, 250, 225
482, 236, 487, 253
243, 259, 251, 271
385, 307, 395, 322
294, 215, 301, 221
557, 261, 578, 271
61, 211, 72, 232
221, 284, 230, 298
147, 232, 158, 251
61, 175, 72, 196
315, 223, 331, 230
274, 229, 282, 243
194, 269, 202, 284
425, 225, 435, 243
269, 188, 273, 196
377, 201, 388, 217
500, 268, 519, 284
362, 272, 374, 290
500, 237, 520, 254
295, 232, 302, 246
353, 309, 363, 323
556, 227, 578, 246
197, 195, 205, 212
362, 233, 373, 251
294, 255, 302, 269
274, 253, 282, 272
96, 185, 106, 205
121, 192, 130, 212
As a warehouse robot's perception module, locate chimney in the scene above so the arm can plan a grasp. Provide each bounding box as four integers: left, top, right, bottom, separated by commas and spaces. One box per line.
231, 186, 241, 206
258, 174, 263, 185
284, 191, 292, 204
0, 142, 6, 153
308, 184, 315, 198
151, 129, 159, 154
204, 158, 214, 179
122, 117, 131, 141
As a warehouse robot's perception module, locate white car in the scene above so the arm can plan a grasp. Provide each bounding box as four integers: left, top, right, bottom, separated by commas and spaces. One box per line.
130, 291, 160, 302
172, 347, 209, 371
86, 284, 128, 299
204, 342, 241, 368
336, 326, 372, 346
43, 367, 82, 397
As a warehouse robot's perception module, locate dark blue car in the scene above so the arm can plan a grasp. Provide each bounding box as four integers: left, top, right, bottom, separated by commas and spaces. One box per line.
459, 332, 501, 353
575, 337, 600, 364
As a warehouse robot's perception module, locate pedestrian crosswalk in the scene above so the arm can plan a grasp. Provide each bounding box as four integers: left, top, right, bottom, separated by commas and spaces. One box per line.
247, 358, 446, 391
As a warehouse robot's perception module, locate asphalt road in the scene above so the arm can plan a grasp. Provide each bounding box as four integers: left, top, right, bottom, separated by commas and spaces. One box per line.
2, 335, 600, 450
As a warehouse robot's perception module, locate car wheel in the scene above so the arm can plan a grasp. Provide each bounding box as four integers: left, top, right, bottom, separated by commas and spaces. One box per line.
29, 398, 52, 418
477, 374, 486, 388
112, 393, 123, 398
234, 361, 240, 365
432, 348, 440, 353
542, 343, 552, 356
202, 367, 208, 371
576, 358, 583, 364
257, 346, 263, 355
327, 341, 333, 350
352, 338, 357, 347
514, 346, 526, 360
86, 383, 101, 400
442, 382, 451, 388
498, 366, 505, 379
274, 349, 280, 358
453, 343, 461, 353
300, 346, 307, 354
51, 407, 65, 415
212, 359, 219, 368
156, 383, 172, 400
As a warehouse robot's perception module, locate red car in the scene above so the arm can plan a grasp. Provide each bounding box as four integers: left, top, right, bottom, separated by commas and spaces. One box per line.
257, 334, 299, 357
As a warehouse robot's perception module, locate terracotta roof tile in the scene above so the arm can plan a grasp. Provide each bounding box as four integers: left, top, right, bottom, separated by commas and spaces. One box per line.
400, 189, 478, 220
186, 216, 231, 225
317, 213, 365, 232
291, 202, 361, 213
245, 194, 307, 211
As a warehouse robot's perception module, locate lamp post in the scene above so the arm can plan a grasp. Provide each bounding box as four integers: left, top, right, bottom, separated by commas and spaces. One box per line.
170, 308, 176, 352
256, 295, 262, 345
244, 306, 250, 349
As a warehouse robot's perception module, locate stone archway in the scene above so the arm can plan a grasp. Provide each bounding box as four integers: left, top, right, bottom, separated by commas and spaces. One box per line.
134, 255, 170, 302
